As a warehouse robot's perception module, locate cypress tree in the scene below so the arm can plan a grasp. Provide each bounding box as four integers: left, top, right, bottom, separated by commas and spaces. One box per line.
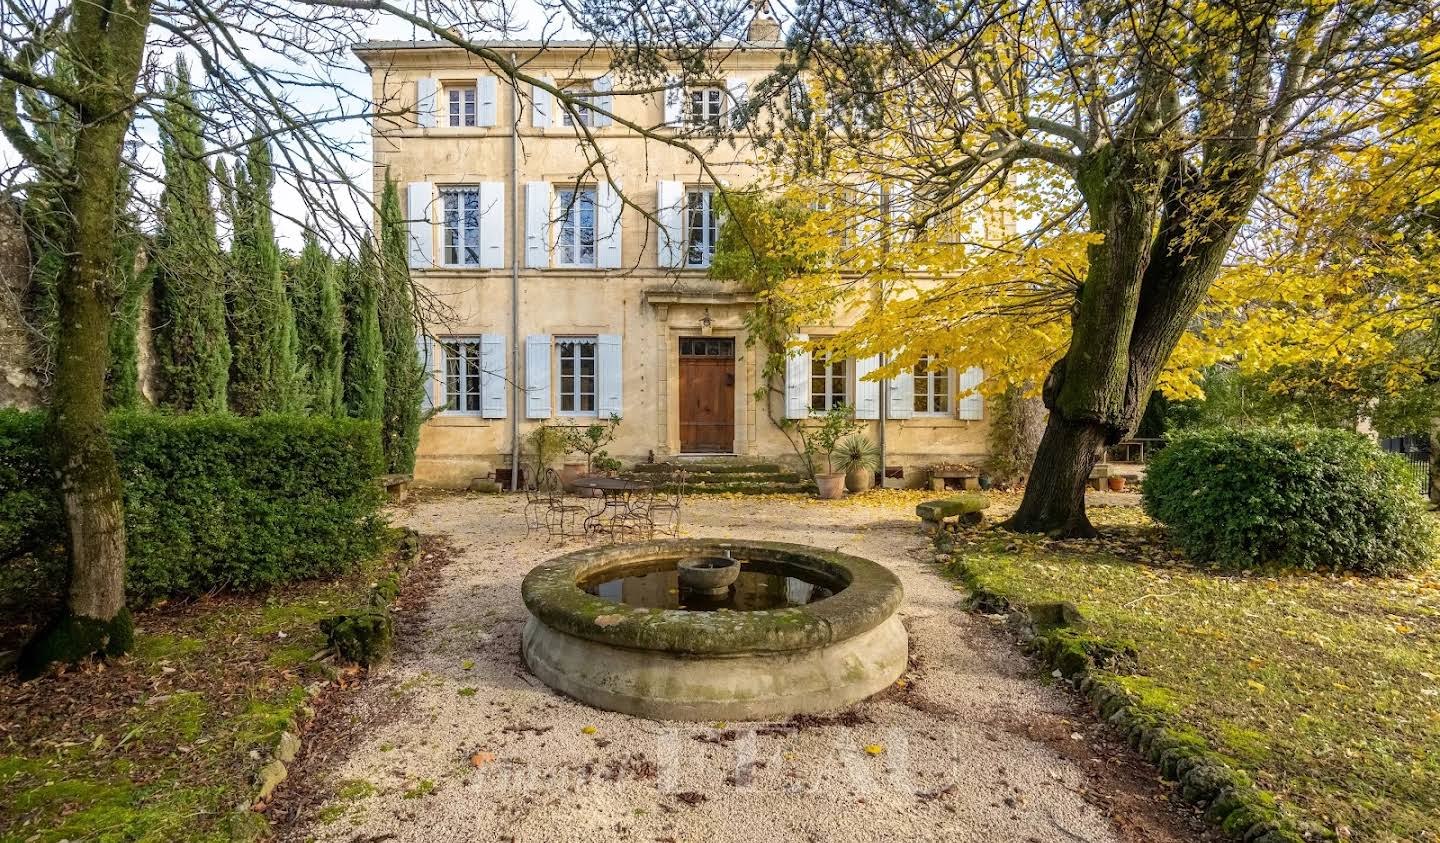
377, 175, 425, 472
104, 228, 149, 410
291, 231, 344, 414
341, 245, 386, 422
151, 58, 229, 412
227, 137, 299, 415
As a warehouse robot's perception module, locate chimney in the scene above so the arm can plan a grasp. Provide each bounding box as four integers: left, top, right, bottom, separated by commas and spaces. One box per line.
746, 2, 782, 45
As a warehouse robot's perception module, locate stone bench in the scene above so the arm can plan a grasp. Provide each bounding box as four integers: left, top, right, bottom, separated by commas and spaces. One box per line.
929, 469, 983, 492
378, 473, 413, 503
915, 493, 989, 534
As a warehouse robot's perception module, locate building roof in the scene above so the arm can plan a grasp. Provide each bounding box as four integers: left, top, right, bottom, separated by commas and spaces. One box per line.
351, 38, 784, 66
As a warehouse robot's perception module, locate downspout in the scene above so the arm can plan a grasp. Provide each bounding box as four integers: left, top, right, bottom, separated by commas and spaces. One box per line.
508, 52, 522, 491
877, 192, 889, 487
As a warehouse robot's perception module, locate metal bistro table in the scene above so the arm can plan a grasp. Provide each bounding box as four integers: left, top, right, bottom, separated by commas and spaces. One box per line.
571, 476, 653, 537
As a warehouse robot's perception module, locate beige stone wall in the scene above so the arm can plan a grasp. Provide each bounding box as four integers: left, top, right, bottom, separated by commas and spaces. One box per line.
357, 43, 991, 487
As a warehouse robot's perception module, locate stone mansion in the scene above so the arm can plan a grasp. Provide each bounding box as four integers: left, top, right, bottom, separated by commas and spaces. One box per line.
353, 30, 994, 487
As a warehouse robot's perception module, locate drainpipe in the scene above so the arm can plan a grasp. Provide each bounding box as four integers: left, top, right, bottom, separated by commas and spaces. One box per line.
508, 53, 522, 491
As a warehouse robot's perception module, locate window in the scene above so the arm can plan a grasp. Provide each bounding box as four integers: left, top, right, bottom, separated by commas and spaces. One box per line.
685, 188, 717, 268
442, 338, 484, 412
914, 356, 950, 415
555, 187, 596, 267
441, 187, 480, 266
688, 87, 725, 127
560, 83, 595, 127
557, 337, 597, 414
448, 85, 476, 127
810, 353, 848, 412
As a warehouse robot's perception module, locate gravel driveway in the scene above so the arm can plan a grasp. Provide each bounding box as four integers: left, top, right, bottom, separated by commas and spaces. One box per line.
280, 491, 1195, 843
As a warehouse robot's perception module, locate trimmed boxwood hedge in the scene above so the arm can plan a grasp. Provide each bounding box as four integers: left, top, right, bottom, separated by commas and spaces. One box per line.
1142, 426, 1435, 575
0, 410, 385, 602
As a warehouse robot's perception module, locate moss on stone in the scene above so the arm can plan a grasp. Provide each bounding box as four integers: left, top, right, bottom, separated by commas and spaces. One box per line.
521, 539, 902, 656
319, 610, 392, 666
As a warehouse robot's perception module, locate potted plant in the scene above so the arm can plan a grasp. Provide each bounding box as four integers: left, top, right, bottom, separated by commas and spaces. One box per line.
835, 434, 880, 493
563, 414, 621, 493
1107, 475, 1127, 492
798, 406, 862, 500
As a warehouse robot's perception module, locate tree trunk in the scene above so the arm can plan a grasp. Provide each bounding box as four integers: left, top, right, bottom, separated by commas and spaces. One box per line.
1005, 410, 1108, 538
18, 0, 152, 678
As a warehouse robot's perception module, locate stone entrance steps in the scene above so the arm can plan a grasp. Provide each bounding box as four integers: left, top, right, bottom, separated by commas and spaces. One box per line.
624, 460, 813, 495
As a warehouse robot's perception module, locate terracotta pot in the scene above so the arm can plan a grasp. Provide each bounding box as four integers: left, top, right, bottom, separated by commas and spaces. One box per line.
559, 462, 584, 492
816, 472, 846, 500
1107, 475, 1127, 492
844, 465, 875, 493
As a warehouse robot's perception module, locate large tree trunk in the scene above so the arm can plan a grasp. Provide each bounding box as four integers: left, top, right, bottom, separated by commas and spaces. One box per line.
1007, 412, 1108, 538
18, 0, 153, 678
1004, 147, 1260, 537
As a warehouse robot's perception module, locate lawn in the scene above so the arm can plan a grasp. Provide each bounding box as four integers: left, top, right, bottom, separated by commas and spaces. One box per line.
949, 505, 1440, 842
0, 532, 419, 843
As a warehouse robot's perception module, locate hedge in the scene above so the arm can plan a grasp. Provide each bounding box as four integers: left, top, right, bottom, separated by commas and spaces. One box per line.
0, 410, 385, 602
1142, 426, 1435, 575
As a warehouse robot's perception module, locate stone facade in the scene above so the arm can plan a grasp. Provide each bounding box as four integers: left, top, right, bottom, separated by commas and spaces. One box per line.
354, 38, 996, 487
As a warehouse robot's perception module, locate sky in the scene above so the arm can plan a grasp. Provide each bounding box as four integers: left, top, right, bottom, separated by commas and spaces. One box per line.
0, 0, 571, 251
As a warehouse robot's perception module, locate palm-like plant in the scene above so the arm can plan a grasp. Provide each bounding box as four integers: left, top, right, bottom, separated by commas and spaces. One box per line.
833, 434, 880, 474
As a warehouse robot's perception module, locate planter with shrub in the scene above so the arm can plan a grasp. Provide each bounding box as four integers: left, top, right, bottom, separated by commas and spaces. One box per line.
1142, 426, 1435, 575
835, 434, 880, 493
796, 406, 862, 500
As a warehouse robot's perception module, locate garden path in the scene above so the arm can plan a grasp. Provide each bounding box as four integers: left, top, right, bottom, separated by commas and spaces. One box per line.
282, 491, 1198, 843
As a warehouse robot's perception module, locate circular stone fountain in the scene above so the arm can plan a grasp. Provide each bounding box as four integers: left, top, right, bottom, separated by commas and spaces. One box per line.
520, 538, 907, 720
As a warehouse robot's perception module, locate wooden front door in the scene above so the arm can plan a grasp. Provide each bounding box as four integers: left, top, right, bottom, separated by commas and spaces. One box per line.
679, 337, 735, 453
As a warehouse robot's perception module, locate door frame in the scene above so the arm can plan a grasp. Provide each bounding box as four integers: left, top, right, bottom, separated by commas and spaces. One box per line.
677, 336, 737, 454
658, 321, 754, 457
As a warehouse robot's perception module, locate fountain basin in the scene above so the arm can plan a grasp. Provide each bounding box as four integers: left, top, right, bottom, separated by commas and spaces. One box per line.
521, 538, 907, 721
676, 555, 741, 594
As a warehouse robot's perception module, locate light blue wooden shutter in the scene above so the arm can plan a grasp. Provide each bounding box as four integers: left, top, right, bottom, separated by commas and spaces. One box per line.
592, 74, 613, 127
784, 334, 810, 419
415, 78, 438, 128
476, 75, 498, 126
888, 361, 914, 419
525, 182, 551, 268
525, 334, 551, 418
532, 76, 553, 127
958, 366, 984, 420
597, 334, 623, 417
726, 76, 749, 129
656, 180, 684, 267
478, 181, 504, 268
854, 354, 880, 419
596, 181, 622, 269
856, 181, 880, 248
480, 334, 506, 418
417, 334, 438, 412
663, 74, 683, 125
406, 182, 434, 269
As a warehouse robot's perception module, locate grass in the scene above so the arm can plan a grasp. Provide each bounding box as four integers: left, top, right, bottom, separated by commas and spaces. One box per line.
951, 505, 1440, 842
0, 534, 404, 843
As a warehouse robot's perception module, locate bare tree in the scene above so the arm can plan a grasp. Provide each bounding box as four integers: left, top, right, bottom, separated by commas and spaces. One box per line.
1, 0, 788, 673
